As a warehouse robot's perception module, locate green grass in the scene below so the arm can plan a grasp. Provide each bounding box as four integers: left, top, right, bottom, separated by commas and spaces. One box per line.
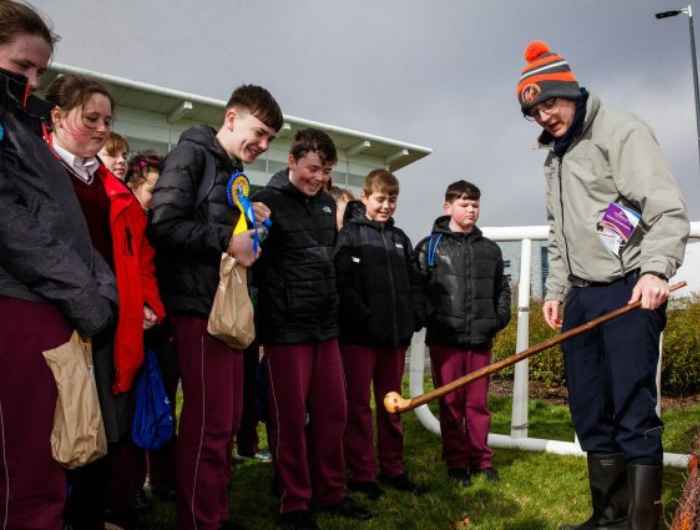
142, 379, 700, 530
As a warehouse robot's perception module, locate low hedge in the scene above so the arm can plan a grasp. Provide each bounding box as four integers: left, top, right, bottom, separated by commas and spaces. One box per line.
492, 296, 700, 396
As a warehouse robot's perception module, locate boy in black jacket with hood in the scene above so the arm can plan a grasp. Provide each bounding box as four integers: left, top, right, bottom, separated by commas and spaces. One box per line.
253, 129, 371, 530
415, 180, 511, 486
149, 84, 282, 530
335, 170, 425, 499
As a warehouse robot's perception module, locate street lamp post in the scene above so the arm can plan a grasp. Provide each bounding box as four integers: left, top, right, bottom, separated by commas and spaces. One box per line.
656, 5, 700, 166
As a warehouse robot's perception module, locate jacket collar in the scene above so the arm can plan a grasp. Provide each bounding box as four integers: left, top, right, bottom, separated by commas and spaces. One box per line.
431, 215, 482, 239
179, 125, 241, 170
0, 67, 32, 110
351, 212, 395, 230
268, 168, 328, 202
98, 165, 142, 217
537, 89, 600, 150
51, 137, 100, 183
0, 67, 53, 119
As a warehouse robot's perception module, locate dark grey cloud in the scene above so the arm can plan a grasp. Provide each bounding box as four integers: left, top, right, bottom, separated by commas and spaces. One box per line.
33, 0, 700, 241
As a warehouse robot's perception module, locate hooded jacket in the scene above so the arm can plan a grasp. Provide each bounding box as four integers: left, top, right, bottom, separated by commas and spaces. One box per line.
0, 68, 115, 337
415, 217, 511, 348
149, 125, 242, 316
540, 93, 689, 301
252, 169, 338, 344
335, 201, 423, 347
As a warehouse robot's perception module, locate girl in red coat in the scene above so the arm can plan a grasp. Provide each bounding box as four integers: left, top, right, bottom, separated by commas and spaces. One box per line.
127, 150, 181, 504
44, 73, 165, 530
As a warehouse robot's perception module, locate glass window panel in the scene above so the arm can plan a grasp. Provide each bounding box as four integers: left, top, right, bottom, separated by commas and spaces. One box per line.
347, 173, 365, 188
268, 160, 287, 175
124, 137, 169, 157
244, 158, 267, 172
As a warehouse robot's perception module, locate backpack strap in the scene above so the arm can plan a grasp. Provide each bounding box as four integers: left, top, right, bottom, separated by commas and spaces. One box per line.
426, 233, 443, 269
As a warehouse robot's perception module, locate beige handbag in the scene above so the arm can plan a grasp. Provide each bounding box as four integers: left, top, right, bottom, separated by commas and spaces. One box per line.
207, 253, 255, 350
42, 331, 107, 469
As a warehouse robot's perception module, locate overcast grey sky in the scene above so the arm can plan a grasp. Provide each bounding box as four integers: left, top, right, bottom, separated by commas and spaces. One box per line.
32, 0, 700, 241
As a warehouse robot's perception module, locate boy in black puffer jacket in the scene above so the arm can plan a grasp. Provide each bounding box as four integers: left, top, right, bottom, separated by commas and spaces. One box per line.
149, 84, 282, 530
335, 170, 425, 500
253, 129, 371, 530
415, 180, 511, 487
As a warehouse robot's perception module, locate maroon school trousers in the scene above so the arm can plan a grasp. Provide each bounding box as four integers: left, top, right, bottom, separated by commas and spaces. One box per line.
430, 345, 493, 471
265, 339, 347, 514
171, 315, 244, 530
236, 343, 261, 456
340, 344, 406, 482
0, 296, 72, 530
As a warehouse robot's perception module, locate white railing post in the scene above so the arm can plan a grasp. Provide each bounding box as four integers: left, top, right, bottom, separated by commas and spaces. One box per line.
511, 238, 532, 438
409, 330, 441, 434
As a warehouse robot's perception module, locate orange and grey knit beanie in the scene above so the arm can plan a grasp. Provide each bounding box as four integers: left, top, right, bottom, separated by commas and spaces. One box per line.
517, 41, 582, 113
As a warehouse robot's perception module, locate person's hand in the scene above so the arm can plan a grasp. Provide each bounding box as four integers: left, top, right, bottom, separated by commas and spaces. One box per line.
252, 202, 271, 225
143, 305, 158, 330
628, 274, 669, 310
543, 300, 563, 330
226, 229, 261, 267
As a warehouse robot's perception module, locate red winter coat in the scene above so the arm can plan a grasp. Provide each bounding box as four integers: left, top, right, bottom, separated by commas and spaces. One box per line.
99, 166, 165, 393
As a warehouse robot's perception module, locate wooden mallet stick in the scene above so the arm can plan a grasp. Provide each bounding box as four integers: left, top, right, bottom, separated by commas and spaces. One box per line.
384, 281, 686, 414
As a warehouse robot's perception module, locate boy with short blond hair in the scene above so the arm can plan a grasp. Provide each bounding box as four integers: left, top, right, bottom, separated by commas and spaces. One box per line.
415, 180, 511, 486
335, 169, 425, 500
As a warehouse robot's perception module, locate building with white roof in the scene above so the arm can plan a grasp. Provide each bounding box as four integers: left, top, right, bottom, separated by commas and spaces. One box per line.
42, 63, 432, 193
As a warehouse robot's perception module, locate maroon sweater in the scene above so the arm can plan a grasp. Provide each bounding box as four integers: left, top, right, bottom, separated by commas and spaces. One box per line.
71, 175, 114, 269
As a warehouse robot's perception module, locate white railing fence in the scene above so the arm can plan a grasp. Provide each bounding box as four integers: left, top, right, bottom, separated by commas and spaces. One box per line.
409, 221, 700, 469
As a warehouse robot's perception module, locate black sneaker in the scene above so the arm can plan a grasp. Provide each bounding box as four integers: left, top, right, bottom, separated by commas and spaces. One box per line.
348, 480, 385, 500
279, 510, 319, 530
473, 467, 500, 482
317, 496, 372, 520
378, 472, 428, 495
447, 468, 471, 487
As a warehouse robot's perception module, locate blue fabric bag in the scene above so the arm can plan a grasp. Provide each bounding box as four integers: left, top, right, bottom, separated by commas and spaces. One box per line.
132, 350, 174, 450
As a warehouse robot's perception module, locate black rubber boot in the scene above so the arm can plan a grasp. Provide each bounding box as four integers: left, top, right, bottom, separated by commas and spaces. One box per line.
627, 464, 662, 530
559, 453, 628, 529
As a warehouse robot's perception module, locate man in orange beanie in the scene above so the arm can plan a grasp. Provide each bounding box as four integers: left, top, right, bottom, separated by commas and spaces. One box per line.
517, 41, 689, 530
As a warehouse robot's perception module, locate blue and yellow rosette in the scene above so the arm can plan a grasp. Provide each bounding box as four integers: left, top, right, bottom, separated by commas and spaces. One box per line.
226, 170, 271, 252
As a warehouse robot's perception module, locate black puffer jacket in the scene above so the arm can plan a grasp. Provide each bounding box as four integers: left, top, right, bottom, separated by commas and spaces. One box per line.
335, 201, 423, 347
149, 125, 242, 316
0, 68, 115, 337
252, 169, 338, 344
415, 216, 511, 348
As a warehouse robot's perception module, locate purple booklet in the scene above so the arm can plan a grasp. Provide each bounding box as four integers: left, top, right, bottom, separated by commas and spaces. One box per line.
600, 203, 640, 242
597, 202, 641, 256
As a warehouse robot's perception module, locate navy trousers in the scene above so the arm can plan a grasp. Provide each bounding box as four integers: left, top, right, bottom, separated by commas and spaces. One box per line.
562, 274, 665, 464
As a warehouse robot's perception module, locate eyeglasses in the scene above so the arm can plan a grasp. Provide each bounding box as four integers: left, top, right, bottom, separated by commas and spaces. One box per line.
524, 98, 558, 122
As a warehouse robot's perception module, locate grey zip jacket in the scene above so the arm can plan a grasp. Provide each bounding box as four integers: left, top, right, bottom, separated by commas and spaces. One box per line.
542, 93, 689, 302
